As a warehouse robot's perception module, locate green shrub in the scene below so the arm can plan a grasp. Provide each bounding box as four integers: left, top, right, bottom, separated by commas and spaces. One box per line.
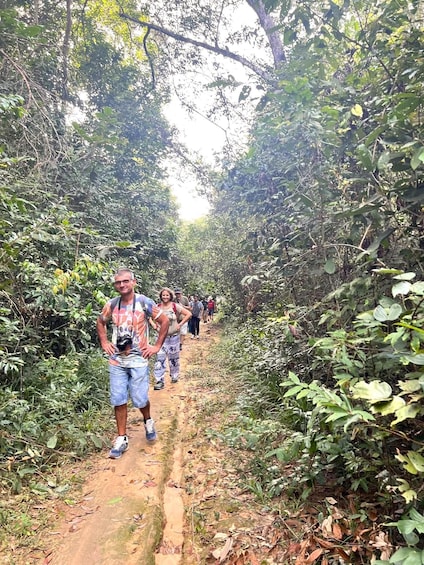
0, 351, 111, 493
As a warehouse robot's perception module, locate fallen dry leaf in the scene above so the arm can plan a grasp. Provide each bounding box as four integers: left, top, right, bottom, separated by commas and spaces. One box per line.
220, 537, 234, 562
332, 522, 343, 540
294, 539, 310, 564
284, 518, 305, 529
332, 508, 344, 520
370, 530, 393, 560
321, 516, 333, 537
306, 548, 324, 563
335, 547, 351, 561
286, 542, 302, 556
368, 507, 378, 521
211, 536, 234, 562
214, 532, 229, 541
371, 530, 391, 549
314, 536, 336, 550
238, 551, 260, 565
354, 527, 372, 540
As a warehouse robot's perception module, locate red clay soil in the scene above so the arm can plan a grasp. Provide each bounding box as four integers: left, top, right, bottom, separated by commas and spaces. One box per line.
45, 335, 198, 565
6, 324, 384, 564
6, 324, 292, 565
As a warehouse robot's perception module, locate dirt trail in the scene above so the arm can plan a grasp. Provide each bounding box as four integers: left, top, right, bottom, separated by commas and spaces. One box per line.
6, 323, 383, 564
45, 329, 210, 565
9, 323, 289, 565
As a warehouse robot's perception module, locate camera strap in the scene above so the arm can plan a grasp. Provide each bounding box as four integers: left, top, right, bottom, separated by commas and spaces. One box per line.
117, 295, 136, 329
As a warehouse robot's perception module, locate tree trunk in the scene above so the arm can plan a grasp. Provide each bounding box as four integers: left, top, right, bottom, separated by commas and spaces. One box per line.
245, 0, 286, 66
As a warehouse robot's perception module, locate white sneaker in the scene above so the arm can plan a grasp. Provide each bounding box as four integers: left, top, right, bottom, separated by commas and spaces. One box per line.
190, 334, 194, 339
196, 335, 200, 339
109, 435, 129, 459
145, 419, 157, 441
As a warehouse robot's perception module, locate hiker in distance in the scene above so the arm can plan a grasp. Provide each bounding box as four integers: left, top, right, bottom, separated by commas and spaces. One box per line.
207, 296, 215, 322
190, 294, 204, 339
96, 268, 169, 459
174, 287, 191, 350
151, 287, 192, 390
202, 296, 208, 324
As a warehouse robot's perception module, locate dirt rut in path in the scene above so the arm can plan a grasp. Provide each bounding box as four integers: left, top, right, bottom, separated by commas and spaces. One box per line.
47, 334, 200, 565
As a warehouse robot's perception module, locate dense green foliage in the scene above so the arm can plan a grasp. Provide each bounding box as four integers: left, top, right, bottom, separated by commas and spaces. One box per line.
0, 0, 179, 497
196, 0, 424, 562
2, 0, 424, 561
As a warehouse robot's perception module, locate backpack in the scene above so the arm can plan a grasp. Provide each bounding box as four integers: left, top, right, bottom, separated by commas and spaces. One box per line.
156, 300, 181, 320
171, 302, 183, 323
191, 300, 203, 318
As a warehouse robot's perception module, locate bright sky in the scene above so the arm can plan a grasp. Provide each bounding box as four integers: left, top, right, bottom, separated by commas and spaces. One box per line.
163, 2, 263, 222
164, 98, 225, 221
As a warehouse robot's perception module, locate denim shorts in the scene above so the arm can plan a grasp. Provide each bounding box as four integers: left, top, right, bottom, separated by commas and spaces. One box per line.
109, 364, 150, 408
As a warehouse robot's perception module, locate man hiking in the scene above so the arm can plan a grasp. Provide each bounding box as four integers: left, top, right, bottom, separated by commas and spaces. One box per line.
96, 268, 169, 458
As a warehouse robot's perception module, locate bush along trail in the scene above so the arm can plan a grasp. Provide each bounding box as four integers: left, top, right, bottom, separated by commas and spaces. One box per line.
4, 322, 396, 564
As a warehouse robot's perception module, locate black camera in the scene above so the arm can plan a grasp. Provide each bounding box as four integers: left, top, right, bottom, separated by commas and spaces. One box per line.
116, 331, 133, 351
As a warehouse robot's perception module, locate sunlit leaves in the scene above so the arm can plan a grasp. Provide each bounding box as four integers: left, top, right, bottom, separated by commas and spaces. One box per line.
351, 380, 392, 403
355, 144, 374, 171
0, 94, 25, 118
400, 354, 424, 366
373, 395, 405, 416
46, 435, 58, 449
351, 104, 363, 118
391, 404, 421, 426
410, 146, 424, 170
396, 451, 424, 475
395, 479, 417, 503
373, 303, 402, 321
324, 258, 336, 274
394, 272, 416, 281
83, 0, 145, 55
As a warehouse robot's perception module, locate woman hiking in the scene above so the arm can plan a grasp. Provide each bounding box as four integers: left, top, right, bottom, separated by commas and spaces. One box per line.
152, 287, 191, 390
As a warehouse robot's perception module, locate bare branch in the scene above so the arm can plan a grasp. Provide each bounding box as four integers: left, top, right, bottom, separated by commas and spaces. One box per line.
142, 26, 156, 90
119, 12, 275, 84
62, 0, 72, 101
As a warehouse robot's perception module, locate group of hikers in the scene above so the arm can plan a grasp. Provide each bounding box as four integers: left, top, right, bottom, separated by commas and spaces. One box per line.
179, 291, 215, 339
96, 267, 216, 459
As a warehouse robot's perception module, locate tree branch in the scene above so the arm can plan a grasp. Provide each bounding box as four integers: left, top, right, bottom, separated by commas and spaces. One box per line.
62, 0, 72, 101
119, 12, 275, 84
142, 26, 156, 90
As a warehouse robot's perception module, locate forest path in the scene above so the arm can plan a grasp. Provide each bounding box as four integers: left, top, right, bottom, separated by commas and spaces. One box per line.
12, 323, 288, 565
45, 327, 212, 565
